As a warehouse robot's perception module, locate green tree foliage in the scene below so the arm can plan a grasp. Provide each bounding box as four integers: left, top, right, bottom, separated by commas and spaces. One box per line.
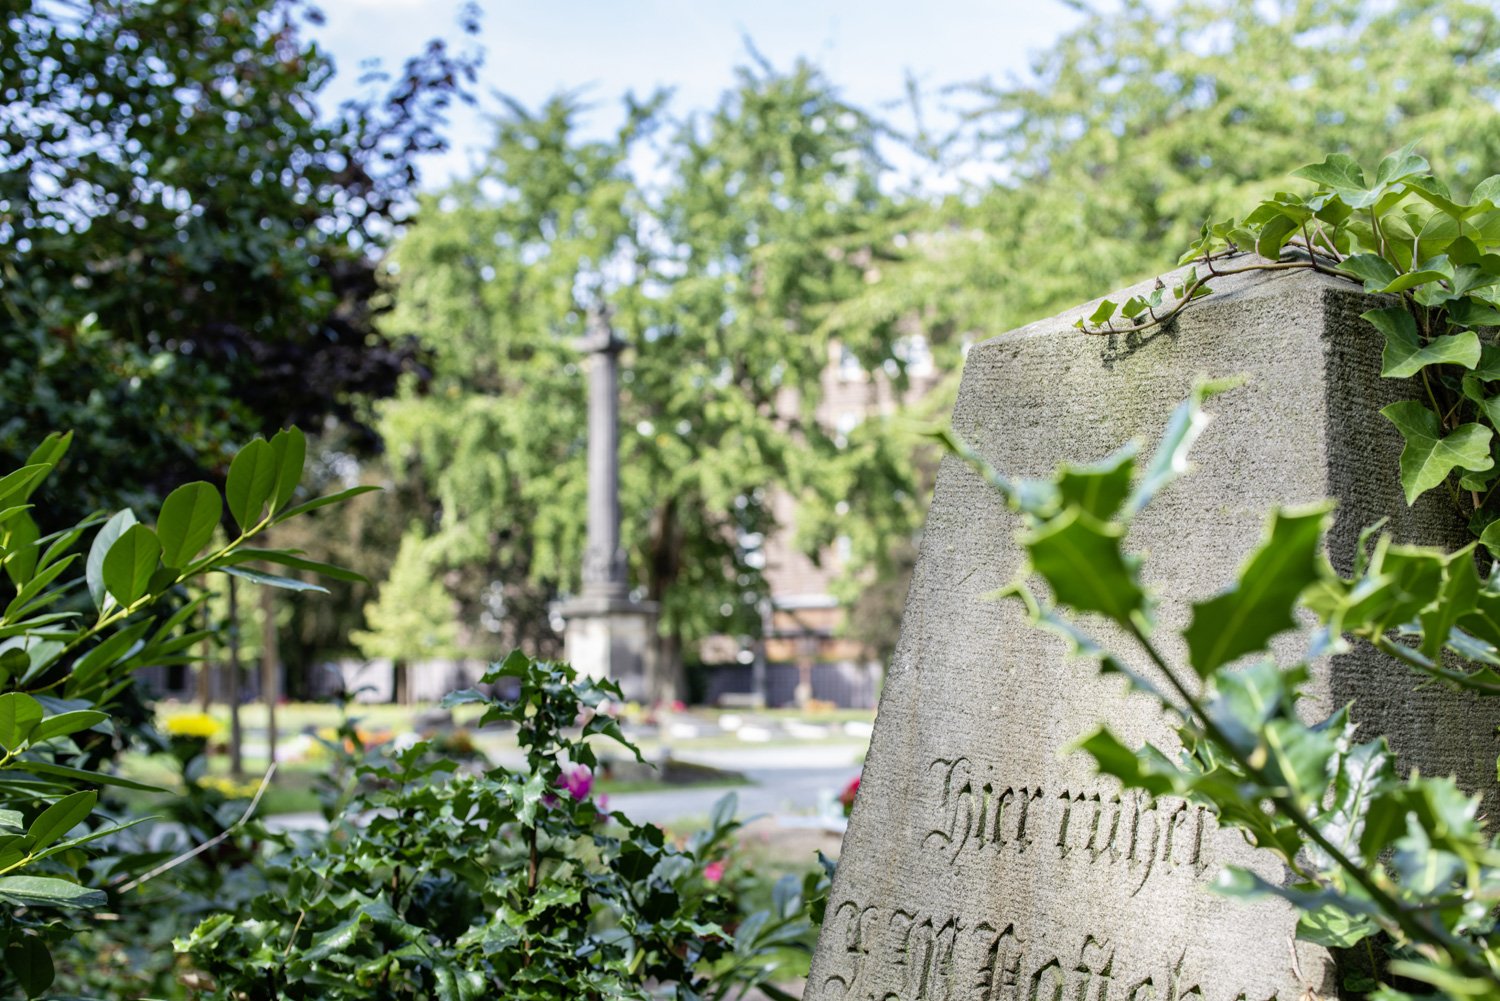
378, 64, 926, 683
351, 526, 464, 663
832, 0, 1500, 354
0, 0, 479, 524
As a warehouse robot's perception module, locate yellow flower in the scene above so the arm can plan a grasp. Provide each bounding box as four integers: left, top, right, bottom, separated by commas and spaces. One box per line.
163, 713, 220, 739
196, 775, 260, 798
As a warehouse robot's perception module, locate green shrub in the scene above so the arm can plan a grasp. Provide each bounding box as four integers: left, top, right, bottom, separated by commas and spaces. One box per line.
181, 650, 828, 1000
0, 428, 369, 997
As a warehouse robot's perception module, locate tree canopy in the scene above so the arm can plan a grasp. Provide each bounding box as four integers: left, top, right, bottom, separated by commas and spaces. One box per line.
366, 65, 928, 687
1, 0, 479, 524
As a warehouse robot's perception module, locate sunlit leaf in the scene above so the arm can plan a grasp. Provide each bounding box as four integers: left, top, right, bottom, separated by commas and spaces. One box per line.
1380, 401, 1492, 504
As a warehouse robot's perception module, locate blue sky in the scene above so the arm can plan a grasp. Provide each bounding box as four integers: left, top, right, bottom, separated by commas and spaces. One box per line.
307, 0, 1086, 191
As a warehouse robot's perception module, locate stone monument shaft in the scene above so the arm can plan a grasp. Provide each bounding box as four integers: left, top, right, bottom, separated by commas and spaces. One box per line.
559, 308, 658, 700
582, 312, 628, 598
808, 266, 1493, 1001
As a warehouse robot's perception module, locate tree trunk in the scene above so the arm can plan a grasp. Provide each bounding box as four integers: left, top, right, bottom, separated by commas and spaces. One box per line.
654, 630, 685, 705
227, 574, 243, 779
197, 581, 213, 711
261, 584, 278, 781
393, 660, 410, 705
646, 497, 687, 703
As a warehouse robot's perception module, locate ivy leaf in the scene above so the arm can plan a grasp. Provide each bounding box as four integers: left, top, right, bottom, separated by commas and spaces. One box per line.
1291, 153, 1369, 202
1183, 505, 1330, 677
1366, 306, 1480, 378
1380, 254, 1455, 294
1024, 507, 1145, 626
1338, 253, 1400, 292
1254, 214, 1299, 261
1375, 141, 1430, 189
1472, 345, 1500, 381
1086, 299, 1118, 326
1448, 298, 1500, 328
157, 482, 222, 568
1380, 402, 1493, 504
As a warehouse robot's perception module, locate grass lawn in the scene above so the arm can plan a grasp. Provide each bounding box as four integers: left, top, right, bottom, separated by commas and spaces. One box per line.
115, 753, 327, 816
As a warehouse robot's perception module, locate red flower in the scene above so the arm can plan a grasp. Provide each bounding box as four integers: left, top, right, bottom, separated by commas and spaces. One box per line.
704, 860, 725, 883
839, 774, 860, 816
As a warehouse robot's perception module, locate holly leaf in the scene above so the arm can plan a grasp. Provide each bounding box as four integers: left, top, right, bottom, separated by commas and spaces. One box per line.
1124, 377, 1243, 518
1074, 728, 1181, 797
1380, 402, 1493, 504
1184, 505, 1330, 676
1056, 444, 1137, 521
1024, 508, 1145, 626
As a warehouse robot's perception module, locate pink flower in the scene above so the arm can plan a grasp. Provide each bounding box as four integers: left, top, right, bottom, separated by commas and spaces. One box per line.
703, 860, 725, 883
556, 765, 593, 801
670, 700, 686, 712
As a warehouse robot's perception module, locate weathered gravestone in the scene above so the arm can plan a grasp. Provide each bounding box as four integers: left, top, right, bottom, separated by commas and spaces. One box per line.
808, 265, 1500, 1001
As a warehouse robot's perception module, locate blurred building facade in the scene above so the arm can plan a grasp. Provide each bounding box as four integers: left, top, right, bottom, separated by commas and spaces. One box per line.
699, 335, 942, 708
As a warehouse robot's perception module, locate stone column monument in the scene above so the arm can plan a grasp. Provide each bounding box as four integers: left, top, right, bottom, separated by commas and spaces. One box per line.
808, 266, 1497, 1001
558, 309, 658, 702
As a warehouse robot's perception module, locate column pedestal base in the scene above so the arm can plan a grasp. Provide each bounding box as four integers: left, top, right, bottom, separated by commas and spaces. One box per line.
558, 595, 659, 703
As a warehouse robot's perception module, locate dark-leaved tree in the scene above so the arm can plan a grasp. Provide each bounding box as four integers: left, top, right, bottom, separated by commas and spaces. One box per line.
0, 0, 480, 525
